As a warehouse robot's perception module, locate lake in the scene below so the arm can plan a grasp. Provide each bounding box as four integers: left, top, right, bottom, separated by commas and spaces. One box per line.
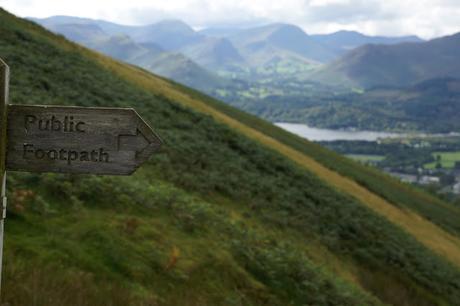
275, 123, 402, 141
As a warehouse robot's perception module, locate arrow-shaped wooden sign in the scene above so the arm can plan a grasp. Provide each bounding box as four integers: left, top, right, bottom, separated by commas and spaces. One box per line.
6, 105, 162, 175
0, 59, 164, 296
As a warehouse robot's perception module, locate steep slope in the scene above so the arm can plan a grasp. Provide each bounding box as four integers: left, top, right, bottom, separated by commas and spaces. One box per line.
179, 37, 246, 70
44, 22, 108, 42
2, 8, 460, 306
127, 19, 204, 50
122, 65, 460, 258
95, 34, 156, 60
29, 15, 105, 27
35, 16, 246, 76
198, 27, 244, 38
31, 16, 204, 50
94, 34, 226, 92
311, 30, 423, 56
229, 23, 335, 65
32, 19, 228, 92
314, 32, 460, 88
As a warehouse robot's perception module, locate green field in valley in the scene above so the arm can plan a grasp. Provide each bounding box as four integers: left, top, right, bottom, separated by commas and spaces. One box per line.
425, 151, 460, 169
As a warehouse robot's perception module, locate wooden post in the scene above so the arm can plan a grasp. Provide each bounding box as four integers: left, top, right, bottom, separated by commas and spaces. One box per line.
0, 59, 161, 302
0, 58, 9, 299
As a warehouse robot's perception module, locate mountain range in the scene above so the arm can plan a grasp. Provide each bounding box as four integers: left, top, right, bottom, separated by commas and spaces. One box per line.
31, 17, 228, 91
31, 16, 424, 81
2, 8, 460, 305
310, 30, 422, 56
315, 32, 460, 88
30, 15, 460, 133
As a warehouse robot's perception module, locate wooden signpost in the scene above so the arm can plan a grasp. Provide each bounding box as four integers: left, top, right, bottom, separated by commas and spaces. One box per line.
7, 105, 162, 175
0, 59, 9, 299
0, 58, 162, 298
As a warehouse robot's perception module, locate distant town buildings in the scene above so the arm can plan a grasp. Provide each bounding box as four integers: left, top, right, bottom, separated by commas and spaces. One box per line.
388, 172, 440, 185
453, 182, 460, 194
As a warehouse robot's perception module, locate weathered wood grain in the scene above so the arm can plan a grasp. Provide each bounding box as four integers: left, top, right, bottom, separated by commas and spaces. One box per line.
0, 58, 9, 297
6, 105, 162, 175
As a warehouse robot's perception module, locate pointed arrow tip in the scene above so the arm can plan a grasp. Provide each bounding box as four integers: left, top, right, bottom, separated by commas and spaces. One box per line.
134, 114, 162, 162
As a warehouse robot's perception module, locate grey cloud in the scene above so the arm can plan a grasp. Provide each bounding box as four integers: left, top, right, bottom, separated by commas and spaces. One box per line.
120, 8, 175, 25
121, 2, 269, 28
8, 0, 458, 38
301, 0, 403, 23
116, 0, 460, 38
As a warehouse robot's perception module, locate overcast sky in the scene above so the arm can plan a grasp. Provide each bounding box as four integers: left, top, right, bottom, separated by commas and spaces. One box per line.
2, 0, 460, 38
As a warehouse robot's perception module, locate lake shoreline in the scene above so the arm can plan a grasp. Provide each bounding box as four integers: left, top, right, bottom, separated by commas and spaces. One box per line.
275, 122, 460, 142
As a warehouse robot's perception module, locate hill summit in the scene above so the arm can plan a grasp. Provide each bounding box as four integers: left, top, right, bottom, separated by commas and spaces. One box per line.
314, 32, 460, 88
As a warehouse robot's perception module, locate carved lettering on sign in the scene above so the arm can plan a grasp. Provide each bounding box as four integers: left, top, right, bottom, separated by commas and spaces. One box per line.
7, 105, 162, 175
22, 144, 109, 164
24, 115, 86, 133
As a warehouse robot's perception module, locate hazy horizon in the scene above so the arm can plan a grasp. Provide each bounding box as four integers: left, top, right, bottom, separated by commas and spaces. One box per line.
2, 0, 460, 39
28, 14, 433, 39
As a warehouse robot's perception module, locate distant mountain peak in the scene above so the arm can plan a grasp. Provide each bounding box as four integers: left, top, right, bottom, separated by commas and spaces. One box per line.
149, 19, 196, 35
268, 23, 309, 38
179, 36, 245, 69
431, 31, 460, 43
43, 22, 108, 43
251, 23, 309, 38
313, 30, 460, 88
209, 37, 245, 62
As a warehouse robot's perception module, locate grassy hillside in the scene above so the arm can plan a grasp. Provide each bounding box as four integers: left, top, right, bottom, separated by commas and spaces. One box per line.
2, 8, 460, 306
313, 32, 460, 88
177, 84, 460, 240
255, 77, 460, 133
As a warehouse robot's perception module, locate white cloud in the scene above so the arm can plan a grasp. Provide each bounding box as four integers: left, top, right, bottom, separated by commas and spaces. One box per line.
1, 0, 459, 38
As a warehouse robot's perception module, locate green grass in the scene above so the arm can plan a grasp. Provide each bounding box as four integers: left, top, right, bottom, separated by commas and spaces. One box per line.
1, 8, 460, 306
168, 80, 460, 238
425, 151, 460, 169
